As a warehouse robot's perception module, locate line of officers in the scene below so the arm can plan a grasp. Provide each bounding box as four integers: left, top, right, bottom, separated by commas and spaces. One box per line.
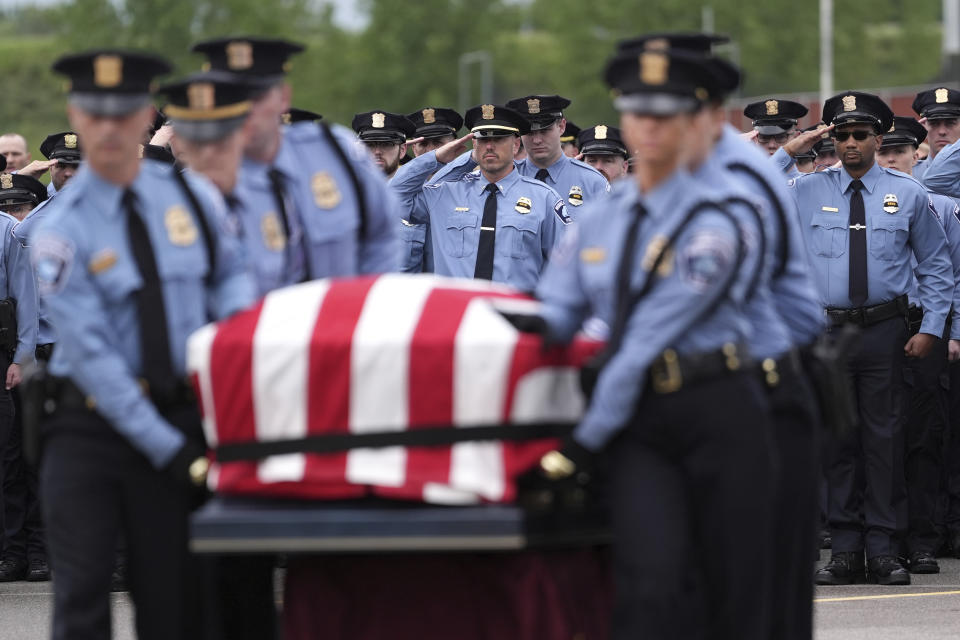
0, 29, 955, 640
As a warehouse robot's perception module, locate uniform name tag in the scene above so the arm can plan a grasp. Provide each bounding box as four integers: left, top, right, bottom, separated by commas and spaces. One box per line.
821, 206, 839, 212
88, 249, 118, 274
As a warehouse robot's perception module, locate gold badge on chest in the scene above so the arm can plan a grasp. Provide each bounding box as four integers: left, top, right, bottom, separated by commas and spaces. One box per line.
311, 171, 341, 209
261, 212, 286, 251
164, 205, 198, 247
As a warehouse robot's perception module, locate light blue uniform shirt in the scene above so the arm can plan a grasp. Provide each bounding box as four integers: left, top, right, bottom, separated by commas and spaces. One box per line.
234, 122, 400, 296
516, 154, 609, 218
786, 161, 953, 336
392, 150, 566, 291
31, 160, 256, 468
913, 156, 929, 183
908, 190, 960, 340
537, 170, 752, 450
16, 196, 58, 346
919, 140, 960, 197
0, 214, 38, 364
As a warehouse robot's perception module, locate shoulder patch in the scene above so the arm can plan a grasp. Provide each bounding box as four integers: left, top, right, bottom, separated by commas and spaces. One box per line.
678, 229, 736, 292
554, 199, 572, 225
32, 233, 76, 297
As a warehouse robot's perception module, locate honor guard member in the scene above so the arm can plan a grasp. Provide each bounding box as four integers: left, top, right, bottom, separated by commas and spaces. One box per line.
39, 132, 82, 197
523, 46, 775, 640
876, 115, 960, 575
576, 125, 629, 182
814, 130, 839, 170
32, 50, 256, 640
282, 107, 322, 125
911, 87, 960, 183
391, 104, 564, 291
560, 120, 580, 157
779, 92, 954, 586
351, 110, 415, 179
192, 36, 400, 296
794, 126, 821, 174
745, 98, 808, 158
398, 107, 463, 273
505, 94, 609, 216
0, 172, 42, 583
0, 134, 30, 173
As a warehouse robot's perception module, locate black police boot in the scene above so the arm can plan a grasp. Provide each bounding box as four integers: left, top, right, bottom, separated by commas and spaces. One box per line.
907, 551, 940, 574
867, 555, 911, 585
0, 557, 27, 582
814, 551, 865, 585
951, 532, 960, 560
26, 557, 50, 582
819, 528, 832, 549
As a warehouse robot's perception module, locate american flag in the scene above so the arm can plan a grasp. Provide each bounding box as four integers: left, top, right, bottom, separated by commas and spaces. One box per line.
187, 274, 601, 505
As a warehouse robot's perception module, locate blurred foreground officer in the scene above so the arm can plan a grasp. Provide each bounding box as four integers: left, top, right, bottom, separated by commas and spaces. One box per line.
505, 94, 609, 214
528, 47, 774, 640
351, 110, 414, 179
33, 50, 255, 640
781, 92, 953, 585
576, 124, 629, 182
744, 98, 807, 157
911, 87, 960, 182
192, 36, 400, 294
391, 104, 564, 291
39, 132, 82, 197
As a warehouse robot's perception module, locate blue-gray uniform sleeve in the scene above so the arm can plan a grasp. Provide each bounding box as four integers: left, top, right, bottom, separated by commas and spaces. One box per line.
355, 156, 402, 274
390, 151, 442, 226
31, 231, 184, 468
572, 215, 743, 451
536, 224, 591, 343
771, 147, 796, 174
427, 150, 479, 184
912, 194, 954, 336
6, 226, 38, 363
938, 200, 960, 339
922, 141, 960, 197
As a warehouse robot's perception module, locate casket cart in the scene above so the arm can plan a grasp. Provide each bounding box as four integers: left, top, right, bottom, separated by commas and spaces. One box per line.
186, 274, 612, 640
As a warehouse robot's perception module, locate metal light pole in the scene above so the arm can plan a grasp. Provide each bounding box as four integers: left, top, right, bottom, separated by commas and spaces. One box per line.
458, 51, 493, 115
819, 0, 833, 107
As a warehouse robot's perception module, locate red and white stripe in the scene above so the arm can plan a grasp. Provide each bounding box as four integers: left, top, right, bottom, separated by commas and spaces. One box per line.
187, 274, 602, 504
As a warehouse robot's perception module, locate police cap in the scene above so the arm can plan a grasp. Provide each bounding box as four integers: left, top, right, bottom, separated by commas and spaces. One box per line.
577, 125, 628, 159
40, 132, 82, 164
351, 111, 416, 143
880, 116, 927, 149
51, 50, 171, 117
406, 107, 463, 139
560, 120, 581, 145
822, 91, 893, 133
0, 173, 47, 207
912, 87, 960, 121
605, 48, 717, 115
504, 95, 570, 131
743, 99, 808, 135
191, 37, 304, 88
616, 32, 730, 55
157, 71, 258, 143
282, 108, 323, 125
464, 104, 530, 137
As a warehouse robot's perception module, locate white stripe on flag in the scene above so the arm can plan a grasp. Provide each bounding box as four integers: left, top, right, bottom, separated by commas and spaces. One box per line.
510, 368, 585, 424
346, 274, 434, 487
254, 280, 330, 484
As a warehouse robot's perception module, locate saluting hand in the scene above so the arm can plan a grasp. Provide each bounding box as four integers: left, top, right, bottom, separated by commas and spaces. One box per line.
5, 363, 21, 390
739, 129, 759, 142
905, 333, 936, 359
782, 124, 835, 158
435, 132, 475, 164
17, 159, 57, 180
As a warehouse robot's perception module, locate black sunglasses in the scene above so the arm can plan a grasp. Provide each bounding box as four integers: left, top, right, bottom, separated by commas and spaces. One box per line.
832, 130, 874, 142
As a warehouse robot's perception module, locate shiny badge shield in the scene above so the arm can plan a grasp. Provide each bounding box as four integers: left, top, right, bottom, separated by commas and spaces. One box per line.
165, 205, 198, 246
371, 112, 386, 129
842, 95, 857, 112
481, 104, 495, 120
594, 125, 608, 140
568, 185, 584, 206
261, 213, 286, 251
93, 55, 122, 88
422, 108, 436, 124
226, 41, 254, 70
64, 134, 78, 149
765, 100, 779, 116
312, 171, 341, 209
0, 174, 11, 190
639, 52, 668, 85
883, 193, 899, 214
527, 99, 541, 114
188, 83, 216, 110
515, 197, 532, 214
936, 88, 949, 104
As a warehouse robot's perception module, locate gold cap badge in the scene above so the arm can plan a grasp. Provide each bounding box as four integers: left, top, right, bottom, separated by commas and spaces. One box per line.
936, 88, 949, 104
371, 112, 386, 128
64, 134, 78, 149
93, 55, 122, 88
481, 104, 495, 120
226, 41, 253, 70
281, 113, 291, 125
527, 98, 541, 114
422, 108, 436, 124
595, 125, 608, 140
842, 95, 857, 112
765, 100, 779, 116
0, 174, 12, 190
311, 171, 341, 209
639, 52, 668, 86
187, 82, 215, 110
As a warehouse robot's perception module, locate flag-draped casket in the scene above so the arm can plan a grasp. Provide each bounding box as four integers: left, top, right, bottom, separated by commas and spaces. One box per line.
187, 274, 602, 504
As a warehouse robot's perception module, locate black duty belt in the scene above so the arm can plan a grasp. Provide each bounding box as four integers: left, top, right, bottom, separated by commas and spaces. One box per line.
647, 342, 751, 395
48, 376, 195, 415
754, 349, 803, 390
825, 295, 908, 328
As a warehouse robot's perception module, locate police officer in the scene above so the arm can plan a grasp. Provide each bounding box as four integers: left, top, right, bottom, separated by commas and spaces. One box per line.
191, 36, 400, 296
39, 132, 82, 197
282, 107, 322, 125
911, 87, 960, 182
0, 173, 42, 583
505, 94, 609, 215
874, 115, 960, 574
744, 98, 808, 157
794, 125, 822, 174
31, 49, 255, 639
780, 91, 954, 585
560, 119, 580, 157
351, 110, 415, 179
576, 125, 629, 182
391, 104, 565, 291
525, 45, 775, 640
814, 130, 840, 170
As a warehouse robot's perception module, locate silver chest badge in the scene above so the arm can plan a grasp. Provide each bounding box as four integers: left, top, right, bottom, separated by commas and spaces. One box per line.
882, 193, 899, 214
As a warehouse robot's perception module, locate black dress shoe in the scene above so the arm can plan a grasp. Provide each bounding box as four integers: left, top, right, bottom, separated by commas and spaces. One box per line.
908, 551, 940, 574
26, 557, 50, 582
868, 555, 911, 585
819, 529, 832, 549
110, 560, 128, 592
0, 558, 27, 582
815, 551, 864, 585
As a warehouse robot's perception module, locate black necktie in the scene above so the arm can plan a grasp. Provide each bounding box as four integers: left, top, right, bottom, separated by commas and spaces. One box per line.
474, 183, 499, 280
267, 168, 310, 281
848, 179, 868, 307
607, 204, 647, 353
122, 189, 175, 396
535, 168, 549, 182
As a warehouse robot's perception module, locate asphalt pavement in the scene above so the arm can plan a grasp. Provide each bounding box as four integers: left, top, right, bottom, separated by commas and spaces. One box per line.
2, 552, 960, 639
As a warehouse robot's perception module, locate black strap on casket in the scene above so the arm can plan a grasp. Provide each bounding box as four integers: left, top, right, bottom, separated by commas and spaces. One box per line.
214, 422, 575, 463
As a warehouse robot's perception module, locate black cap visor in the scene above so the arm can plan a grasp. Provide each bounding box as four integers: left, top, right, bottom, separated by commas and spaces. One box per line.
755, 122, 795, 135
415, 125, 457, 139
